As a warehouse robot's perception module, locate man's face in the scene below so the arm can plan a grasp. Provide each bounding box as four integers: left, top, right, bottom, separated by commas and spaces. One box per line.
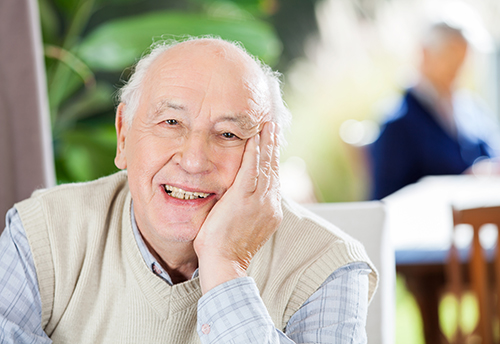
423, 37, 468, 88
115, 41, 271, 248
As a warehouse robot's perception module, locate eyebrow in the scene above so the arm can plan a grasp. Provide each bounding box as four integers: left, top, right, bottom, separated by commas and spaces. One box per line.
215, 114, 259, 131
156, 100, 186, 112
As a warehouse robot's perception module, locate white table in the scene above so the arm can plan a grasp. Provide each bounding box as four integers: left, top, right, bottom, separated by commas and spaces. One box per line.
385, 175, 500, 253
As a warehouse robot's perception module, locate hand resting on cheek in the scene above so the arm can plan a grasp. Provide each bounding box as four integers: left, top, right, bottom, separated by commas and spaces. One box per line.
193, 121, 283, 294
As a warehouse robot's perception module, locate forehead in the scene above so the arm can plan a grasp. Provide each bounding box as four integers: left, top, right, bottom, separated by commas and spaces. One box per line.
140, 41, 271, 123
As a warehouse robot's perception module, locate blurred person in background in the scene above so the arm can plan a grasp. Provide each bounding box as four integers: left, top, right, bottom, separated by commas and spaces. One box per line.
369, 22, 500, 200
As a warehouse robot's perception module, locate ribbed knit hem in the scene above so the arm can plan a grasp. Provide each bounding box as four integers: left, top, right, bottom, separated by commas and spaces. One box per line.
15, 197, 54, 328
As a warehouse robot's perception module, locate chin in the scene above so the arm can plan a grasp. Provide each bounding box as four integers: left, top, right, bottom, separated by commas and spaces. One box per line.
156, 220, 202, 243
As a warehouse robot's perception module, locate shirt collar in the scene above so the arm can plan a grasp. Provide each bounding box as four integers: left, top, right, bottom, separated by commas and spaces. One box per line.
130, 201, 199, 285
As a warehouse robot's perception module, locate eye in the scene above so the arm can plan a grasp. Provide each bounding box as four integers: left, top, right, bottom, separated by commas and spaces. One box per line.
221, 132, 239, 139
165, 119, 178, 125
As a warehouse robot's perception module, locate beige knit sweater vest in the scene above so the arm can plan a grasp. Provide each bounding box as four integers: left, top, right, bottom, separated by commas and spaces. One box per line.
15, 172, 377, 343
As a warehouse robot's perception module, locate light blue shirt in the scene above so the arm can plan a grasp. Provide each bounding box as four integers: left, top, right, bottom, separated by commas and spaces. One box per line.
0, 206, 370, 343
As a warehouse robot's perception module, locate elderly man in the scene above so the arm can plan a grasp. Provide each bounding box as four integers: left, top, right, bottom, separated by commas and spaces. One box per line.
369, 22, 500, 200
0, 38, 377, 343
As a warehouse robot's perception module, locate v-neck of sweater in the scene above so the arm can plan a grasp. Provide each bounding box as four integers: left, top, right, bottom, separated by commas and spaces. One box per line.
122, 193, 203, 319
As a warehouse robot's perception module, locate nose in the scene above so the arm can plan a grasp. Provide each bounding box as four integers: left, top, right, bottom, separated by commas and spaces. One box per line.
176, 133, 213, 175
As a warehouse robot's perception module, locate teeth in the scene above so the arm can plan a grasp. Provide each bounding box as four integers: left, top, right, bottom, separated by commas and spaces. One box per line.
164, 185, 210, 200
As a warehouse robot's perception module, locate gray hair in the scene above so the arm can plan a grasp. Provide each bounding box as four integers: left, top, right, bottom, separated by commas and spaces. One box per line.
118, 36, 291, 146
421, 22, 467, 52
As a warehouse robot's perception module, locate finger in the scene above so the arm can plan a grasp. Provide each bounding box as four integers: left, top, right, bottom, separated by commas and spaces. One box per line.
232, 133, 260, 193
256, 122, 275, 194
269, 125, 281, 193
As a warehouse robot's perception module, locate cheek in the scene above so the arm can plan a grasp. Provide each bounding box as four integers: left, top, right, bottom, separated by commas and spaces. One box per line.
127, 133, 177, 175
213, 147, 245, 187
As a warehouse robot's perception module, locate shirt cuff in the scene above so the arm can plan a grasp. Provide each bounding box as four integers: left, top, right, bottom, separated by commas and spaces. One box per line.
197, 277, 275, 343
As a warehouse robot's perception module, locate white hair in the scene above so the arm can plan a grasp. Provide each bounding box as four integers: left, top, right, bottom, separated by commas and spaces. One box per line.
421, 22, 467, 52
118, 36, 291, 146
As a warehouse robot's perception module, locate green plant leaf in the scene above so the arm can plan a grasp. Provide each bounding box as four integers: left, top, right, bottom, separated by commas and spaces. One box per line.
55, 125, 118, 183
53, 0, 84, 17
54, 82, 115, 136
38, 0, 61, 44
192, 0, 266, 16
94, 0, 147, 5
77, 11, 282, 71
47, 62, 84, 122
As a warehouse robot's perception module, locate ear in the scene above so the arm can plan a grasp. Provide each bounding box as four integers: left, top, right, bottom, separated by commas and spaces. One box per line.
114, 103, 128, 169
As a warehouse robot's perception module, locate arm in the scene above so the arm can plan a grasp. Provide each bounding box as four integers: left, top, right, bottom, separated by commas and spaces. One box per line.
196, 262, 371, 343
0, 208, 51, 344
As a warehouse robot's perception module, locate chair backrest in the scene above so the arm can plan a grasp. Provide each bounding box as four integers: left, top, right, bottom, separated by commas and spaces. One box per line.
448, 205, 500, 344
304, 201, 395, 344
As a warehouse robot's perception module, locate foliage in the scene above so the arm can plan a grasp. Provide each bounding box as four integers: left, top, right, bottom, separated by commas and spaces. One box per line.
39, 0, 282, 184
78, 11, 281, 71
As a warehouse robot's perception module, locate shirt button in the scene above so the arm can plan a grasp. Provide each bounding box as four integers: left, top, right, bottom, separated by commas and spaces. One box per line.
152, 263, 163, 275
201, 324, 211, 335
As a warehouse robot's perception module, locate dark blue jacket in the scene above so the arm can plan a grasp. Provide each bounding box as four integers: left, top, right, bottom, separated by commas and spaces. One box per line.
369, 89, 495, 200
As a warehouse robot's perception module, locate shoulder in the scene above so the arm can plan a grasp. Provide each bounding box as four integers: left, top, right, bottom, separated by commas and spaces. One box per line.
374, 91, 417, 139
249, 198, 378, 328
12, 171, 131, 331
278, 198, 375, 280
262, 197, 376, 280
378, 90, 411, 124
374, 90, 428, 147
15, 171, 129, 219
14, 170, 131, 249
23, 171, 128, 204
454, 90, 500, 146
279, 198, 364, 248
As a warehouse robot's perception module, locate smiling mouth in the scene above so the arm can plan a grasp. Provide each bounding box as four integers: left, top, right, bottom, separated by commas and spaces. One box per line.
164, 185, 211, 200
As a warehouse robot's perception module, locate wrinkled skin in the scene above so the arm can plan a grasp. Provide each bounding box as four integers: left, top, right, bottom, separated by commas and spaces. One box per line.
115, 39, 283, 292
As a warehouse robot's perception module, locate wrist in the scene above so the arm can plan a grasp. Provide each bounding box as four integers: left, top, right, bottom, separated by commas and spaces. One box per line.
198, 257, 248, 294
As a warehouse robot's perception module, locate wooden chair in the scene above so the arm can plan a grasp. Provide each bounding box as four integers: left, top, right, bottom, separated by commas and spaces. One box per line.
447, 205, 500, 344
